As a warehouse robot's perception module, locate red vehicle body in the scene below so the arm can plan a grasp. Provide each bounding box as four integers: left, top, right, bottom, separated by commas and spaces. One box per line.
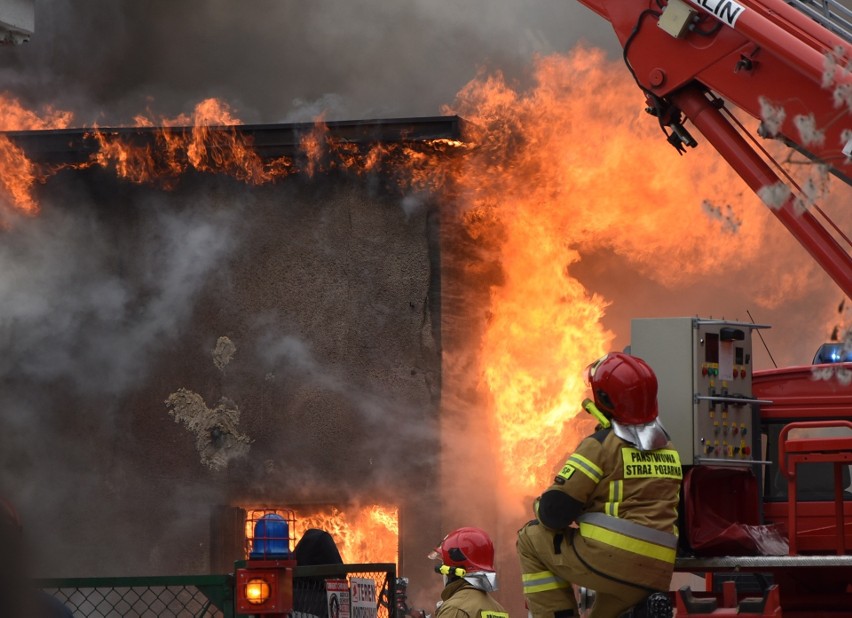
755, 366, 852, 556
571, 0, 852, 613
573, 0, 852, 296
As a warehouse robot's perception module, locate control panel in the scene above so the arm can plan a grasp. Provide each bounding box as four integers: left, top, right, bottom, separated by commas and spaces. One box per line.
631, 317, 770, 466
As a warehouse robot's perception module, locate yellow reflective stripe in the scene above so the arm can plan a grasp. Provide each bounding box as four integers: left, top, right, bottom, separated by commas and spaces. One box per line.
567, 453, 603, 482
606, 482, 614, 516
579, 522, 676, 563
570, 453, 603, 476
481, 613, 509, 618
606, 480, 621, 517
521, 570, 570, 594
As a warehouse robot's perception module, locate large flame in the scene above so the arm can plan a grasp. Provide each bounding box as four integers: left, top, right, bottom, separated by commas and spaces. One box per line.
439, 47, 770, 496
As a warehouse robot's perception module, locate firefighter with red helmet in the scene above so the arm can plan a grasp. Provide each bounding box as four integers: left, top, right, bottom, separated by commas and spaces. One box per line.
429, 527, 509, 618
516, 352, 681, 618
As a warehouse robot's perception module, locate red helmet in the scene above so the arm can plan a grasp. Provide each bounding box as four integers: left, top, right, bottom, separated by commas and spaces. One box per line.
586, 352, 659, 425
434, 527, 495, 572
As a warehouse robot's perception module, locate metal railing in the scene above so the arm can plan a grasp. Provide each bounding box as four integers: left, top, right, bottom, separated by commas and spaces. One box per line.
788, 0, 852, 44
37, 564, 396, 618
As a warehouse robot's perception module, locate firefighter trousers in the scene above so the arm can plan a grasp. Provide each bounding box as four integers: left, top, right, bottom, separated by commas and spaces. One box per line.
517, 521, 649, 618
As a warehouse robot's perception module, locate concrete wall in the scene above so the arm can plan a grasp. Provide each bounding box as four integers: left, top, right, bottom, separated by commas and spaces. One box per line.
0, 169, 441, 591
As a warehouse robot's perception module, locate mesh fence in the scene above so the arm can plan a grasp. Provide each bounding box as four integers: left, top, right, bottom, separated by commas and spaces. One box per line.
38, 565, 395, 618
289, 565, 395, 618
43, 582, 225, 617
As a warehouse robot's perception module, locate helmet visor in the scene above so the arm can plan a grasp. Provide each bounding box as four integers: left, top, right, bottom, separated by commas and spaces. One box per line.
584, 354, 609, 385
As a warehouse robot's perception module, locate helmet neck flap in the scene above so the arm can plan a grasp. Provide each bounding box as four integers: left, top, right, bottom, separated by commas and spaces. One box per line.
612, 417, 671, 451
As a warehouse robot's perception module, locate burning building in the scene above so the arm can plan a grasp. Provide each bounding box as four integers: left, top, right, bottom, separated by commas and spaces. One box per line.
0, 115, 462, 608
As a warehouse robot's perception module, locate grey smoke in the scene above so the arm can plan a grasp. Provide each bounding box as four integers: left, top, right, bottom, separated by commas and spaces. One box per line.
254, 328, 438, 462
0, 194, 237, 395
400, 192, 427, 220
258, 331, 415, 425
0, 0, 620, 125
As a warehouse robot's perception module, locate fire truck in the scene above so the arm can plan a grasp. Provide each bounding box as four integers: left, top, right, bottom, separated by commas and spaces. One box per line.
572, 0, 852, 614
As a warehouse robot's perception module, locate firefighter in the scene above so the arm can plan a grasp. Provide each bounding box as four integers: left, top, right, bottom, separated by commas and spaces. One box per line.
516, 352, 680, 618
429, 527, 509, 618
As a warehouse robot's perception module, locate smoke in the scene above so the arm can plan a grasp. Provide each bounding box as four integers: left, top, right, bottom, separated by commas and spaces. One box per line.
0, 180, 244, 576
251, 327, 440, 479
0, 193, 238, 395
0, 0, 619, 124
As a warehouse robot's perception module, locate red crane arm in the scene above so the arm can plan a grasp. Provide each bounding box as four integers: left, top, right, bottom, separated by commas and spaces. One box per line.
576, 0, 852, 296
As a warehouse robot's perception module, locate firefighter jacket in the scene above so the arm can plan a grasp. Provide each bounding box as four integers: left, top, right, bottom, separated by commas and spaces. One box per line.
435, 578, 509, 618
537, 426, 681, 591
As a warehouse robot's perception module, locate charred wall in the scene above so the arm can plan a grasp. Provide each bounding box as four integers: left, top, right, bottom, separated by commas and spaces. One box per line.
0, 163, 441, 588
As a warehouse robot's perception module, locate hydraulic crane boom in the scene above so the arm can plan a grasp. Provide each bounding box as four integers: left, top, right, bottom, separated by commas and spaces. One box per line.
576, 0, 852, 297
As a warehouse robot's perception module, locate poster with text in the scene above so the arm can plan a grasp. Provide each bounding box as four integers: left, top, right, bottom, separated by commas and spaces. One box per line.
350, 577, 377, 618
326, 579, 351, 618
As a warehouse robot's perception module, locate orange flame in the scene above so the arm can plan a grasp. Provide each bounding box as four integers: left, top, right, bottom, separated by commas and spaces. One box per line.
243, 505, 398, 568
0, 94, 466, 217
0, 94, 74, 215
89, 99, 295, 186
294, 505, 399, 566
